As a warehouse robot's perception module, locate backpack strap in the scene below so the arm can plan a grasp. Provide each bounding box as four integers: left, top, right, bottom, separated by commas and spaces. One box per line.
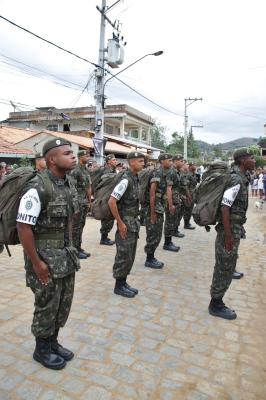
37, 171, 53, 208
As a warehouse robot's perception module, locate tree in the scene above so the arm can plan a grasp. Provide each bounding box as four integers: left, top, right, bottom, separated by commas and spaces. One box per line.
187, 130, 200, 158
258, 137, 266, 148
166, 132, 184, 155
150, 122, 167, 150
248, 144, 261, 156
213, 145, 223, 158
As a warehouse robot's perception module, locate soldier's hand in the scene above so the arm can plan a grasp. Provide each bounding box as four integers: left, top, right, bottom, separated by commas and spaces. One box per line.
118, 222, 127, 240
224, 235, 234, 252
33, 261, 50, 286
151, 212, 157, 224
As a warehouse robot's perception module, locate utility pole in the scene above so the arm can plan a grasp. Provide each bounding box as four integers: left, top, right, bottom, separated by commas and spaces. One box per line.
94, 0, 107, 166
184, 97, 203, 160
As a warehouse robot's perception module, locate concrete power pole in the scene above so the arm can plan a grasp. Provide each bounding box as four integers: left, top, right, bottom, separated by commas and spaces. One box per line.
184, 97, 202, 160
94, 0, 107, 166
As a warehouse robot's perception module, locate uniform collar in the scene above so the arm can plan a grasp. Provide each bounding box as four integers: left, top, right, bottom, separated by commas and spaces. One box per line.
47, 170, 68, 186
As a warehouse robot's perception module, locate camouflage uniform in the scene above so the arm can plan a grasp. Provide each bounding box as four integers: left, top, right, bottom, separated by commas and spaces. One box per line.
113, 170, 140, 279
100, 166, 115, 236
164, 167, 181, 236
176, 170, 188, 228
210, 166, 249, 299
69, 163, 91, 250
20, 170, 80, 338
144, 167, 170, 255
183, 171, 198, 225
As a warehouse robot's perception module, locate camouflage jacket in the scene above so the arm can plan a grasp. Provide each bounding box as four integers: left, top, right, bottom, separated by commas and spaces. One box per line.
22, 170, 80, 281
186, 172, 198, 192
118, 170, 140, 233
227, 166, 249, 226
148, 166, 172, 214
69, 163, 91, 204
167, 167, 181, 205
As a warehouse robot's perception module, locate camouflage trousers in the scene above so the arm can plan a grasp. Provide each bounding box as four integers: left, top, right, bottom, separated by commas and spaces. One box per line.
144, 210, 164, 255
100, 219, 114, 235
210, 224, 241, 299
183, 201, 194, 225
164, 207, 179, 237
30, 273, 75, 338
177, 203, 185, 228
113, 230, 138, 279
72, 204, 88, 249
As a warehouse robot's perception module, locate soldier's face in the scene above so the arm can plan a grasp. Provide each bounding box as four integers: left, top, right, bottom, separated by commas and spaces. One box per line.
162, 159, 172, 169
80, 154, 90, 165
129, 158, 145, 172
243, 155, 255, 171
53, 145, 76, 171
108, 158, 117, 168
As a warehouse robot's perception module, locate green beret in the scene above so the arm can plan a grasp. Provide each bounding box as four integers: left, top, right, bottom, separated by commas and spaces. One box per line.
233, 147, 252, 161
105, 154, 116, 162
173, 154, 184, 161
77, 150, 89, 157
127, 151, 145, 160
158, 153, 172, 162
42, 138, 71, 156
34, 152, 44, 159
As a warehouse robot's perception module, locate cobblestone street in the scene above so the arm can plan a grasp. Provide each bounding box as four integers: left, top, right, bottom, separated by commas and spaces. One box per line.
0, 199, 265, 400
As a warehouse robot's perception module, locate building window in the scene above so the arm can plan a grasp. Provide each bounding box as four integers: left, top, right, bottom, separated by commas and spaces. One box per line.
129, 129, 138, 139
47, 124, 58, 131
63, 124, 70, 132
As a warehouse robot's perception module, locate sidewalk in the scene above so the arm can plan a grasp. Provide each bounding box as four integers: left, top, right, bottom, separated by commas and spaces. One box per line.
0, 198, 265, 400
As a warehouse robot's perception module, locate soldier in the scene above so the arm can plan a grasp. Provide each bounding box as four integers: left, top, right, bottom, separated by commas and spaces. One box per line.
100, 154, 117, 245
163, 155, 183, 247
144, 153, 173, 269
34, 152, 46, 172
108, 151, 145, 297
70, 150, 91, 259
183, 162, 197, 229
174, 155, 188, 238
209, 148, 255, 320
16, 138, 80, 370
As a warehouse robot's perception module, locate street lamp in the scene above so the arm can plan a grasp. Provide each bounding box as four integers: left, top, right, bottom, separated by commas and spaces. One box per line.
103, 50, 164, 107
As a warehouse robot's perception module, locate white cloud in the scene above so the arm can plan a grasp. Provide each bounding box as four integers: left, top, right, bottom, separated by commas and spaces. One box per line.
0, 0, 265, 143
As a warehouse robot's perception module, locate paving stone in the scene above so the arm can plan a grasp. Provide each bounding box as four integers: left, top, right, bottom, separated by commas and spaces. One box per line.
60, 378, 86, 394
88, 374, 118, 390
34, 368, 64, 384
80, 386, 111, 400
0, 374, 23, 390
0, 353, 16, 366
113, 366, 138, 383
79, 345, 106, 361
16, 380, 43, 400
160, 345, 182, 357
138, 337, 159, 350
39, 390, 73, 400
110, 351, 135, 366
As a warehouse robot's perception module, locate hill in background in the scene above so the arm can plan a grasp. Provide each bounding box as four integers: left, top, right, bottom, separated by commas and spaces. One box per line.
195, 137, 259, 154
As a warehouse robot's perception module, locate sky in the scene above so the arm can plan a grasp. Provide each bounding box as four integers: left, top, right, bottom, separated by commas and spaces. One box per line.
0, 0, 265, 144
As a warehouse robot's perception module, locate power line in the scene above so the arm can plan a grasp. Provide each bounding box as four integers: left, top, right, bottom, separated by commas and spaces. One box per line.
0, 15, 97, 68
0, 14, 183, 117
206, 103, 263, 120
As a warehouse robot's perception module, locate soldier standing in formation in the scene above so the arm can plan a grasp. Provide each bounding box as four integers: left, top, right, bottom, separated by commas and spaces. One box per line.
183, 162, 197, 230
70, 150, 92, 259
16, 138, 80, 370
209, 148, 255, 320
34, 152, 46, 172
163, 157, 181, 252
144, 153, 173, 269
108, 151, 145, 297
175, 155, 188, 238
100, 154, 117, 245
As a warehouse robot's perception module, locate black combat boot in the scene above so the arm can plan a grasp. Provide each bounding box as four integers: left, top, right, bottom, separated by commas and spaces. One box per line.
50, 329, 74, 361
100, 234, 115, 246
80, 248, 91, 257
163, 237, 180, 252
173, 230, 185, 238
33, 337, 66, 370
208, 298, 237, 320
114, 278, 135, 298
124, 281, 139, 295
145, 254, 164, 269
232, 271, 244, 279
184, 220, 196, 230
76, 247, 88, 259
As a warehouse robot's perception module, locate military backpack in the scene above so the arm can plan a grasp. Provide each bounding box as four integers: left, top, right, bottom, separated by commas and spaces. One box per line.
92, 171, 124, 220
192, 161, 231, 227
0, 167, 52, 255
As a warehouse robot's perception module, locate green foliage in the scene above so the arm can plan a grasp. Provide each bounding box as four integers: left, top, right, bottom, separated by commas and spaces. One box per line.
166, 131, 201, 159
248, 144, 261, 156
213, 145, 223, 158
19, 156, 32, 167
258, 136, 266, 147
150, 122, 167, 150
254, 155, 266, 168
